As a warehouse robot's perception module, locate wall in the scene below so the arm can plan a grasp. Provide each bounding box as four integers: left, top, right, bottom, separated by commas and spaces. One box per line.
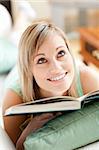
29, 0, 51, 18
12, 0, 51, 22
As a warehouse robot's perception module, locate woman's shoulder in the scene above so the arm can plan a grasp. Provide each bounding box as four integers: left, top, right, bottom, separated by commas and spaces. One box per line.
78, 62, 99, 94
3, 89, 23, 111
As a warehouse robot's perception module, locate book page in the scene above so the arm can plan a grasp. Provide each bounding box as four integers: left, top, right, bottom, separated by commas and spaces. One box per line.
5, 100, 81, 116
16, 95, 78, 107
77, 90, 99, 102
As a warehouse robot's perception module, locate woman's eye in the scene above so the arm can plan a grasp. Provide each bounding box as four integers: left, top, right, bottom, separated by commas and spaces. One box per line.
37, 58, 47, 64
57, 50, 66, 58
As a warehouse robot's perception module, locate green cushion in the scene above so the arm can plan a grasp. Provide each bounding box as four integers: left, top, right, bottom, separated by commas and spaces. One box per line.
24, 101, 99, 150
0, 37, 18, 73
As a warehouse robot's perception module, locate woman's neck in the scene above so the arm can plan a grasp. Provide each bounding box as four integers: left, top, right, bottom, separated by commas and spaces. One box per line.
39, 89, 68, 99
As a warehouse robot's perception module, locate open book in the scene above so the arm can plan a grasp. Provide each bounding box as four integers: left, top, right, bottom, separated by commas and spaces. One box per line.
4, 90, 99, 116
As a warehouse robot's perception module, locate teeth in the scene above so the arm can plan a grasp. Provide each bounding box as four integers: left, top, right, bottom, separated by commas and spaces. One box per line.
50, 73, 65, 81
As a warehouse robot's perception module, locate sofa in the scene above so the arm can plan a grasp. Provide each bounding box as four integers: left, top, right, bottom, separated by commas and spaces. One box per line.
0, 74, 99, 150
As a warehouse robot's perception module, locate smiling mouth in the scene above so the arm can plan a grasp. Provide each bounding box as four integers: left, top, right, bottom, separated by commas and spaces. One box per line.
48, 72, 68, 81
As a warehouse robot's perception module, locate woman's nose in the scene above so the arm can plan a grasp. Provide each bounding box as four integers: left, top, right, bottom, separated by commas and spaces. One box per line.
49, 60, 62, 74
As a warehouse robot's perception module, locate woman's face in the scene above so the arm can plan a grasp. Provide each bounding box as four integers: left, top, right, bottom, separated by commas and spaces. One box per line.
32, 33, 74, 97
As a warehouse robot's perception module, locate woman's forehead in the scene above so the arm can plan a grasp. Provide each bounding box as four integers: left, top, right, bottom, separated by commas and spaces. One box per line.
39, 34, 66, 48
31, 31, 68, 57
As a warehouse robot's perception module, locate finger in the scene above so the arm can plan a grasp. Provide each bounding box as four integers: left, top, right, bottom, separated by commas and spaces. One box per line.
39, 112, 62, 123
36, 113, 54, 121
53, 112, 62, 116
40, 112, 62, 119
43, 112, 63, 122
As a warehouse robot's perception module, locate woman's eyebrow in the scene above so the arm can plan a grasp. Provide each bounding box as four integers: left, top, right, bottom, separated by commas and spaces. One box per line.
34, 53, 45, 58
34, 46, 65, 58
56, 46, 65, 50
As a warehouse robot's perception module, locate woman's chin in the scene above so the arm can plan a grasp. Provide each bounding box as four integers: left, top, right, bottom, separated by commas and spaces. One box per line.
48, 87, 70, 96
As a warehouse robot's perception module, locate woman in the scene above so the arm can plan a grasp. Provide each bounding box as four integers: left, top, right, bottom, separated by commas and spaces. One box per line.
2, 19, 99, 150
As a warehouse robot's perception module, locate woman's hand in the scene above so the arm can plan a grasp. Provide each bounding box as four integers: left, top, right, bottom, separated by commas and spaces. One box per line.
16, 112, 62, 150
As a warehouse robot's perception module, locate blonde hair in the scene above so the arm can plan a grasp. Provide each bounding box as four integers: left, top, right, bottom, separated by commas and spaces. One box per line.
18, 19, 76, 102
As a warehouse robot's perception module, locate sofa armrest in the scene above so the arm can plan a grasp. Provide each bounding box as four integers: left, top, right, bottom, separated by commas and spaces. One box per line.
0, 126, 16, 150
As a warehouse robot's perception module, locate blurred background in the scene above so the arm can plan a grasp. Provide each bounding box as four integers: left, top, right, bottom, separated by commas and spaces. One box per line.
0, 0, 99, 126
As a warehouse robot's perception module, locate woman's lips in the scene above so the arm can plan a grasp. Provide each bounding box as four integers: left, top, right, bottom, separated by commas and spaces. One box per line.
47, 72, 68, 81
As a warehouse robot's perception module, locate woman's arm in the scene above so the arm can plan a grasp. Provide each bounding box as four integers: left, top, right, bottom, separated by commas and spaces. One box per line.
2, 89, 27, 145
79, 64, 99, 94
16, 112, 62, 150
3, 89, 62, 150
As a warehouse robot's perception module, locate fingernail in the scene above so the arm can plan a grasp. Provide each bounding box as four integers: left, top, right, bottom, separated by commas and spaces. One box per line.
53, 112, 62, 116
